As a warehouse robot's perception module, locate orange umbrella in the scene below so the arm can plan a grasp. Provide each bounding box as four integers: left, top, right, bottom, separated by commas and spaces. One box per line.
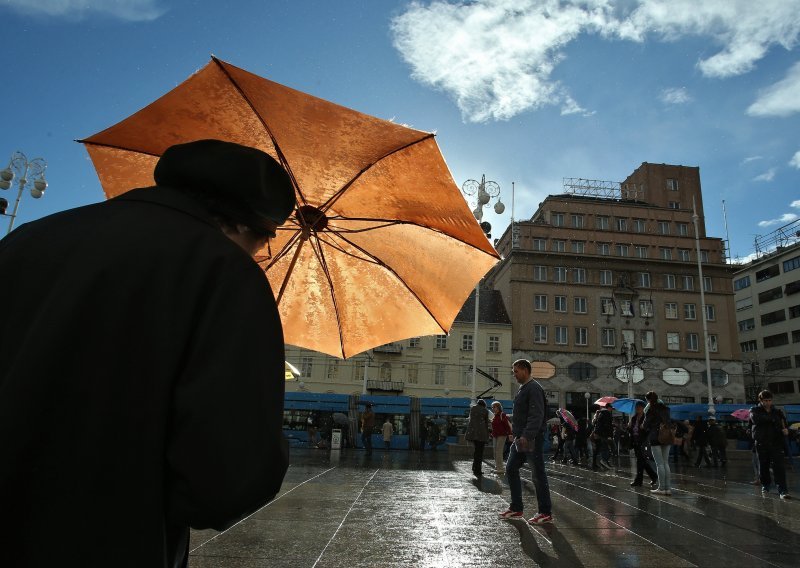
79, 57, 499, 359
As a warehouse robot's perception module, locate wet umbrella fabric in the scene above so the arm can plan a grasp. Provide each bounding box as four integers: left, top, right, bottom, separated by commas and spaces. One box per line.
610, 398, 645, 414
731, 408, 751, 421
594, 396, 618, 407
557, 408, 578, 431
79, 57, 499, 359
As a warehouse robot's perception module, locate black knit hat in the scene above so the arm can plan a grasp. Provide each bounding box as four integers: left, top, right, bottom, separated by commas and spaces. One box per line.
154, 139, 296, 235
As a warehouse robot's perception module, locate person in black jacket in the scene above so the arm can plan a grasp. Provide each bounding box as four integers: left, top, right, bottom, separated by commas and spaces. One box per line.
642, 391, 673, 495
0, 140, 295, 567
693, 416, 712, 467
750, 390, 791, 499
628, 401, 657, 487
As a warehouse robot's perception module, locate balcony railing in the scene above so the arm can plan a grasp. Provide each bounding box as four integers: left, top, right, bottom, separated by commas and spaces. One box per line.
366, 380, 404, 393
373, 342, 403, 354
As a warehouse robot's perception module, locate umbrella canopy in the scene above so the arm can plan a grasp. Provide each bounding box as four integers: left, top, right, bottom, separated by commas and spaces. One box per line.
284, 360, 301, 381
79, 57, 499, 359
557, 408, 578, 431
610, 398, 645, 415
731, 408, 751, 421
594, 396, 618, 407
546, 417, 561, 426
332, 412, 349, 425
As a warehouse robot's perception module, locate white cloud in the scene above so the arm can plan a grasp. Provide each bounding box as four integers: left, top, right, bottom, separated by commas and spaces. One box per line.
2, 0, 165, 21
752, 168, 776, 182
758, 213, 800, 227
789, 151, 800, 169
741, 156, 763, 164
747, 62, 800, 117
392, 0, 800, 122
660, 87, 692, 105
792, 200, 800, 208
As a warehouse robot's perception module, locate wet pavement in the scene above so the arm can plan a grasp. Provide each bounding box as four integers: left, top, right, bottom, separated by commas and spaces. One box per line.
189, 447, 800, 567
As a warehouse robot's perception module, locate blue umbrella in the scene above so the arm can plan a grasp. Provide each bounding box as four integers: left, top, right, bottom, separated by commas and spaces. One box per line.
610, 398, 645, 414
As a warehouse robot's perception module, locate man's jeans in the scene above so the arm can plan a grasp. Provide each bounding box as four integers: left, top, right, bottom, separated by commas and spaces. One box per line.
506, 435, 552, 515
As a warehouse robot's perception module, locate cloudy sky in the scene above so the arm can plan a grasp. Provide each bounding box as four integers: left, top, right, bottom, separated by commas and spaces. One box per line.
2, 0, 799, 261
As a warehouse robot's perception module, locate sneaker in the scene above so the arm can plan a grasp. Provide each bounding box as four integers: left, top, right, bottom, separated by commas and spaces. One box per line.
780, 493, 791, 500
499, 509, 523, 520
650, 489, 668, 495
599, 459, 611, 469
649, 480, 658, 488
528, 513, 553, 525
761, 487, 769, 496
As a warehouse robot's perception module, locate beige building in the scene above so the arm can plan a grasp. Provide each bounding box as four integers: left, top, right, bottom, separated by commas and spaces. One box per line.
487, 162, 744, 415
732, 225, 800, 404
285, 288, 515, 400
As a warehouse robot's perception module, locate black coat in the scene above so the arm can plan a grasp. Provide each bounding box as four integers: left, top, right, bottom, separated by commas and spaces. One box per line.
750, 404, 787, 448
0, 187, 289, 567
642, 402, 670, 446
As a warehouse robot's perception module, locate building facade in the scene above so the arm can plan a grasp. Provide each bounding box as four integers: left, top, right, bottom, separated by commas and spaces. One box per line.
732, 226, 800, 404
488, 162, 744, 416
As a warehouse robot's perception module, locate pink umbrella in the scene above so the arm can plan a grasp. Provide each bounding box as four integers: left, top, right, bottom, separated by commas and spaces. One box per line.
557, 408, 579, 431
731, 408, 751, 421
594, 396, 618, 407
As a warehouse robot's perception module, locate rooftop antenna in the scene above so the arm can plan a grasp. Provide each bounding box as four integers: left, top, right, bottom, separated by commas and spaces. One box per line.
722, 200, 731, 264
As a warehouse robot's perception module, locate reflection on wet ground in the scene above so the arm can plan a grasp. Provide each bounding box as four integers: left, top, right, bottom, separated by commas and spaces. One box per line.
189, 448, 800, 567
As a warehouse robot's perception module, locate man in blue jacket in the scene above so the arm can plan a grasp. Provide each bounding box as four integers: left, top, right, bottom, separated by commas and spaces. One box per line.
750, 390, 791, 499
499, 359, 554, 525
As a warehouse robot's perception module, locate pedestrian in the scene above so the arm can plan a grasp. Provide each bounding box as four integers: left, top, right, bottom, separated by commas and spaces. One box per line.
750, 390, 791, 499
465, 399, 491, 477
681, 419, 694, 460
693, 416, 712, 467
307, 412, 319, 448
0, 140, 295, 568
707, 417, 727, 466
382, 417, 394, 450
642, 391, 673, 495
427, 420, 442, 451
628, 401, 658, 487
575, 418, 590, 467
499, 359, 554, 525
490, 401, 512, 475
592, 405, 613, 469
562, 422, 579, 466
361, 403, 376, 456
550, 419, 566, 462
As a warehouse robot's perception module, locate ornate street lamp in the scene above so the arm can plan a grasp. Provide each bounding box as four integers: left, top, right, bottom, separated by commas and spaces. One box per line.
462, 175, 504, 400
0, 151, 49, 235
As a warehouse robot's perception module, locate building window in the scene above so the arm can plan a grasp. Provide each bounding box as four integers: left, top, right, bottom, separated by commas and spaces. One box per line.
734, 275, 751, 290
639, 299, 654, 317
708, 335, 719, 353
461, 333, 473, 351
532, 238, 547, 251
736, 297, 753, 311
701, 369, 729, 387
573, 268, 586, 284
666, 178, 678, 191
703, 277, 713, 292
638, 272, 651, 288
534, 265, 547, 281
667, 332, 680, 351
660, 248, 672, 260
461, 368, 472, 387
659, 221, 670, 235
617, 218, 627, 231
705, 305, 716, 321
552, 213, 565, 226
554, 295, 567, 312
765, 357, 792, 372
682, 275, 694, 290
534, 325, 548, 344
571, 241, 585, 253
409, 337, 421, 348
555, 326, 568, 345
737, 318, 755, 332
686, 333, 699, 351
571, 214, 584, 228
596, 216, 609, 230
665, 302, 678, 319
761, 309, 786, 326
575, 327, 588, 346
633, 219, 647, 233
601, 297, 615, 316
684, 303, 696, 320
677, 223, 689, 236
791, 304, 800, 319
601, 328, 616, 347
326, 360, 339, 381
552, 239, 566, 252
763, 333, 789, 349
574, 297, 587, 314
568, 361, 595, 379
664, 274, 676, 289
380, 362, 392, 380
770, 380, 796, 394
700, 251, 709, 263
554, 267, 567, 282
740, 340, 757, 352
407, 363, 418, 384
300, 356, 313, 377
434, 364, 445, 385
534, 295, 548, 311
784, 255, 800, 272
756, 265, 780, 282
488, 335, 500, 352
677, 249, 691, 261
616, 244, 629, 257
668, 201, 680, 209
600, 269, 613, 285
758, 286, 783, 304
597, 242, 610, 255
641, 330, 655, 350
635, 245, 648, 258
620, 300, 634, 317
435, 335, 448, 349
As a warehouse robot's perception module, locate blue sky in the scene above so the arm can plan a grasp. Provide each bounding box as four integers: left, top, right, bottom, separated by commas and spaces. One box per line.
2, 0, 800, 261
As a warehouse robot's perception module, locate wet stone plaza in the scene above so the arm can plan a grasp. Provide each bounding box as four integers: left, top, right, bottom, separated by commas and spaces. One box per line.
189, 447, 800, 568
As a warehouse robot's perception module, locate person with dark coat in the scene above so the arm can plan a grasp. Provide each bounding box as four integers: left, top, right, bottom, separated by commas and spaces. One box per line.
693, 416, 712, 467
465, 399, 491, 477
707, 418, 727, 466
642, 391, 673, 495
750, 390, 791, 499
361, 403, 376, 455
592, 405, 613, 469
0, 140, 295, 568
628, 401, 658, 487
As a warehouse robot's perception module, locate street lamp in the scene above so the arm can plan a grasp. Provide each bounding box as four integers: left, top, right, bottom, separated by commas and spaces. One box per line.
584, 392, 591, 420
0, 151, 49, 235
691, 197, 714, 418
462, 175, 504, 400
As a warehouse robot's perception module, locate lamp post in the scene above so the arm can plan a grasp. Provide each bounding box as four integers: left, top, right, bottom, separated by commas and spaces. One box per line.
462, 175, 504, 400
0, 151, 49, 235
692, 197, 714, 418
584, 391, 590, 420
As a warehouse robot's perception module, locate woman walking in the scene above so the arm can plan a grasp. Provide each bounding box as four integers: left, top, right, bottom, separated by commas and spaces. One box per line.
490, 401, 512, 475
465, 399, 491, 477
642, 391, 673, 495
628, 401, 657, 487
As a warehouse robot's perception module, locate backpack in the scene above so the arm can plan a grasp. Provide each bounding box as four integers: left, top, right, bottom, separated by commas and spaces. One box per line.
658, 421, 677, 445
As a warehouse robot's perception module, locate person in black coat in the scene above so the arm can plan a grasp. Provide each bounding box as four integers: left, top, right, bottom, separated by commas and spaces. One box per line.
642, 391, 673, 495
693, 416, 712, 467
628, 401, 657, 487
0, 140, 296, 567
750, 390, 791, 498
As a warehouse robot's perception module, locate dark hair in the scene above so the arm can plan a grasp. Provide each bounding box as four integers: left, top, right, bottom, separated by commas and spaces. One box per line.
758, 390, 773, 401
645, 391, 658, 403
513, 359, 531, 372
477, 399, 486, 407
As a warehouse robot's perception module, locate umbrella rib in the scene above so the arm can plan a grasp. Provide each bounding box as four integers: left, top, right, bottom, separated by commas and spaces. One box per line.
308, 234, 347, 357
76, 139, 161, 157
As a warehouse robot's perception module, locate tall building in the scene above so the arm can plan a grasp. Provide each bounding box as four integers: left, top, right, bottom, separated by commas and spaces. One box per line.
488, 162, 743, 416
732, 221, 800, 404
